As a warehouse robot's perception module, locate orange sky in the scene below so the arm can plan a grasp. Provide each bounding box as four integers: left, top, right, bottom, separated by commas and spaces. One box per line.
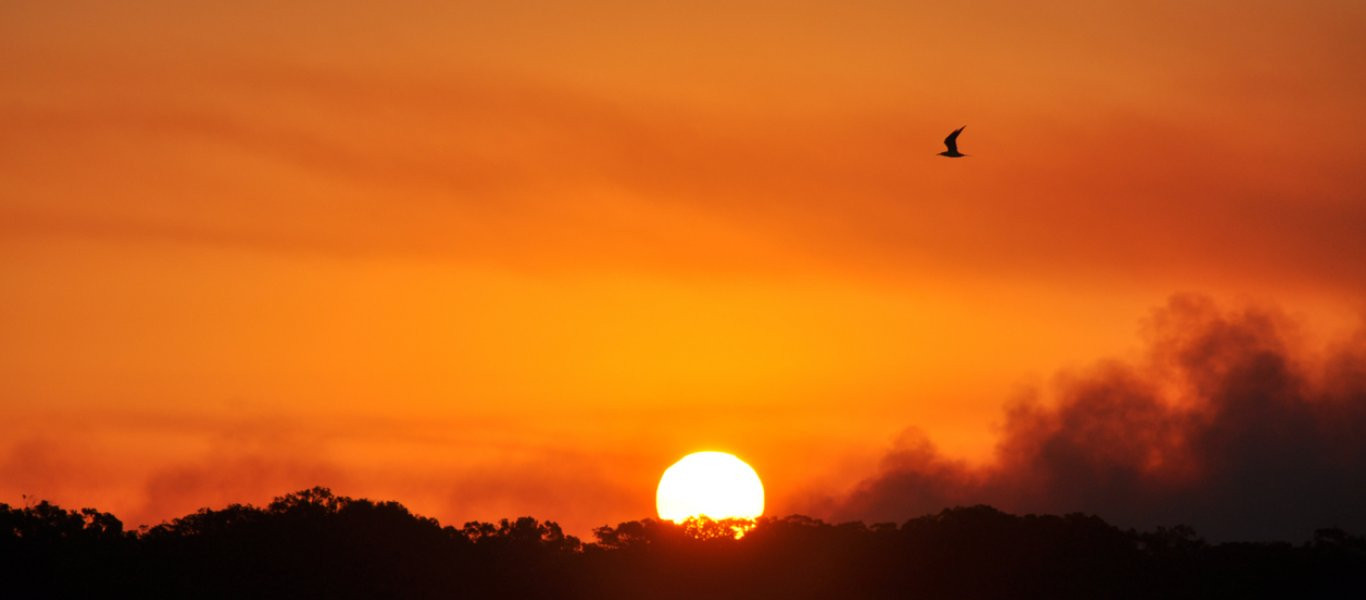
3, 1, 1365, 536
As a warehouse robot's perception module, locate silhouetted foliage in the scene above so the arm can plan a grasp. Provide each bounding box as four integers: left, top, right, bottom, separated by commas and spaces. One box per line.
3, 489, 1364, 598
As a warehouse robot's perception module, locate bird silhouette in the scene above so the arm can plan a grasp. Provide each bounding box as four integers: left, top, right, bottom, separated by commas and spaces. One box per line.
939, 126, 966, 157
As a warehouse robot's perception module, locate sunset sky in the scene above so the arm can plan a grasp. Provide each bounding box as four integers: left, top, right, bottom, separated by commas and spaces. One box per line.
3, 1, 1365, 538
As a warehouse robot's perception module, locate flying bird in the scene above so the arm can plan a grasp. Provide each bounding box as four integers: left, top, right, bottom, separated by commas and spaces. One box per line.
939, 126, 966, 158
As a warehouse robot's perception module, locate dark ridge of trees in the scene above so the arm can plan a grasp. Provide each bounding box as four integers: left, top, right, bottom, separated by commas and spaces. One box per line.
2, 488, 1363, 599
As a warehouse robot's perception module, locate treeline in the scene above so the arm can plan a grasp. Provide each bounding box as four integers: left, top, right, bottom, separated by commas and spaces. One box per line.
2, 487, 1363, 599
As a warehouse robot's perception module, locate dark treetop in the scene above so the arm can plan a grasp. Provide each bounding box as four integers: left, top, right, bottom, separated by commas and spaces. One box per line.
3, 487, 1363, 599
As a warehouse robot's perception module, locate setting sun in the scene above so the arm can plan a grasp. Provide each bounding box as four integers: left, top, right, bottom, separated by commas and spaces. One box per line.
4, 1, 1366, 595
656, 452, 765, 523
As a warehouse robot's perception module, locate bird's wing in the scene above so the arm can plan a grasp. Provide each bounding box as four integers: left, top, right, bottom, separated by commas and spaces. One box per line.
943, 126, 965, 152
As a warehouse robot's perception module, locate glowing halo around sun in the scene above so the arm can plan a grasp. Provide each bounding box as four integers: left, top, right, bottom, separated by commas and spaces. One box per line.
656, 451, 765, 523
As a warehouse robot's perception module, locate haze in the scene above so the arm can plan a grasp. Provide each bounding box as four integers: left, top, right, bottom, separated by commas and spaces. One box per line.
3, 1, 1365, 537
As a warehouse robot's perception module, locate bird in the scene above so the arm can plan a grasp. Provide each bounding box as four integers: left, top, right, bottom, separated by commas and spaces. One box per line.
939, 126, 966, 158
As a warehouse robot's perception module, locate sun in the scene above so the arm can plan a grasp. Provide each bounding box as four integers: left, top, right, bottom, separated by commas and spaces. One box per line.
656, 451, 765, 523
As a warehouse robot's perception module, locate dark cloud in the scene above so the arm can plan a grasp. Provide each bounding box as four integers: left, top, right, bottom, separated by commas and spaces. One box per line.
833, 295, 1366, 540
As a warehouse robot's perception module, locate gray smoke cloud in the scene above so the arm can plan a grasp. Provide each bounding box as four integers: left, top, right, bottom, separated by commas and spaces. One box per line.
834, 294, 1366, 541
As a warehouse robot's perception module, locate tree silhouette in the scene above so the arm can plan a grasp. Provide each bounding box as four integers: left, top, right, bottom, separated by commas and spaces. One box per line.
3, 489, 1364, 598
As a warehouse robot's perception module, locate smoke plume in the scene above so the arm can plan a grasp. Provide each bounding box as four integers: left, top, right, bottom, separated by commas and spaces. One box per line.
835, 295, 1366, 540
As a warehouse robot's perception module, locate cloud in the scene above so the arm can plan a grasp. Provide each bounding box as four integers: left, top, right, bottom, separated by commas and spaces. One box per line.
831, 294, 1366, 540
0, 407, 642, 537
0, 436, 116, 505
131, 453, 351, 528
6, 55, 1366, 291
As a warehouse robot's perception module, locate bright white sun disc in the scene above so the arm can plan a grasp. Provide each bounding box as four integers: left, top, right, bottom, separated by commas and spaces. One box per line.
656, 451, 764, 522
